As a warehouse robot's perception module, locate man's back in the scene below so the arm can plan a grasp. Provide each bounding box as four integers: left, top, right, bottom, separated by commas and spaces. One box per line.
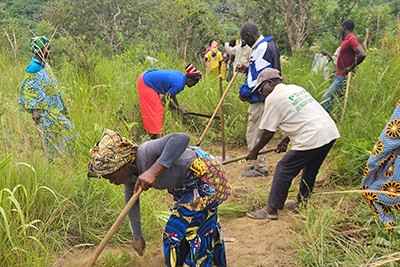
262, 83, 340, 150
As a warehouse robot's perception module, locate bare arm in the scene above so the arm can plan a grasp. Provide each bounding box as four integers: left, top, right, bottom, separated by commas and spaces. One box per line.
169, 95, 180, 109
168, 95, 187, 114
276, 136, 290, 153
134, 162, 166, 192
321, 50, 334, 63
344, 46, 367, 75
162, 93, 184, 113
247, 130, 275, 160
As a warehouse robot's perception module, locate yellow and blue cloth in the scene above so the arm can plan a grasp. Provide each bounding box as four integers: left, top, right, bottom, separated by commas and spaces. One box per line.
361, 100, 400, 232
87, 129, 138, 177
164, 147, 230, 267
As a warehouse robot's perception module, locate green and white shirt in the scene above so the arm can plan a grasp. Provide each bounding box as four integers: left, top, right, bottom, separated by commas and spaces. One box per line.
260, 83, 340, 150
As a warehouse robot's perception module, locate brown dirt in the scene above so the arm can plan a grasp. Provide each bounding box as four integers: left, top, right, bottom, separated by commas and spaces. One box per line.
219, 146, 297, 267
54, 145, 298, 267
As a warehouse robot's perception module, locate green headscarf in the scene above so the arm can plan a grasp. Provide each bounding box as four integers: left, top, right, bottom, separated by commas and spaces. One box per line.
29, 36, 50, 54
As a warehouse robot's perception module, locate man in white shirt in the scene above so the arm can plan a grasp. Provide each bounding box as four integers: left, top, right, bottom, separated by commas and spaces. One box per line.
223, 39, 252, 70
246, 68, 340, 220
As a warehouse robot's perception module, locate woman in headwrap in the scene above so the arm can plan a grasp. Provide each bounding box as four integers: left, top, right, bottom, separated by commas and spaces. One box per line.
88, 129, 230, 267
136, 64, 202, 139
220, 52, 230, 81
361, 100, 400, 234
19, 36, 74, 159
204, 41, 223, 80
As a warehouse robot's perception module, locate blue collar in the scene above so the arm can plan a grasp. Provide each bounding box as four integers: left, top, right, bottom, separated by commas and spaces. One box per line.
253, 36, 274, 50
26, 57, 45, 73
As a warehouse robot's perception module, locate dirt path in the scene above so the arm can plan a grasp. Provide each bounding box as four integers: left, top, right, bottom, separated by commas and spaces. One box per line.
219, 146, 296, 267
55, 146, 297, 267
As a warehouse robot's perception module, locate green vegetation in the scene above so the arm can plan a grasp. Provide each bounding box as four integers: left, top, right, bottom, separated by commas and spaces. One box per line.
1, 0, 400, 266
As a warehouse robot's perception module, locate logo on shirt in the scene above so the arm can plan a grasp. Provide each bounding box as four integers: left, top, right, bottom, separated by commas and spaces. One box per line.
288, 89, 315, 112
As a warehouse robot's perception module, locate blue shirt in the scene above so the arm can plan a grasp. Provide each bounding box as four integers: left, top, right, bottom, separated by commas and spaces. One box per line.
143, 70, 187, 97
239, 36, 281, 103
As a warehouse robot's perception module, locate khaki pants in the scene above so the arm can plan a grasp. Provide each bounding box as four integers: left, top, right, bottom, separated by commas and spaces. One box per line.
246, 102, 268, 172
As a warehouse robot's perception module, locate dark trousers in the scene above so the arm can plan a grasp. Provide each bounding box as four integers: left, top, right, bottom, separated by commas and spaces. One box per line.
268, 140, 336, 210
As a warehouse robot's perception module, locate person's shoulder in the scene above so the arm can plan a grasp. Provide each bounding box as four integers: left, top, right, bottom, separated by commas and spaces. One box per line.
275, 83, 289, 90
268, 84, 288, 98
144, 69, 158, 75
349, 32, 358, 38
345, 32, 358, 41
262, 36, 273, 42
287, 84, 309, 93
153, 69, 180, 75
241, 45, 251, 52
137, 141, 146, 156
274, 83, 300, 96
25, 58, 43, 73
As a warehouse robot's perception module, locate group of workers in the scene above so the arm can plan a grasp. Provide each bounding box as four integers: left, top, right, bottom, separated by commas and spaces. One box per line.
18, 18, 400, 267
203, 39, 252, 82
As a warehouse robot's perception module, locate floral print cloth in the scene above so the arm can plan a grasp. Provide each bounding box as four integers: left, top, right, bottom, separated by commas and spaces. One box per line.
19, 58, 74, 159
361, 99, 400, 231
163, 147, 230, 267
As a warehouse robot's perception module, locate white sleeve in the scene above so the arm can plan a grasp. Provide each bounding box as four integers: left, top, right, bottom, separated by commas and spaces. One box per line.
224, 42, 237, 55
259, 99, 282, 132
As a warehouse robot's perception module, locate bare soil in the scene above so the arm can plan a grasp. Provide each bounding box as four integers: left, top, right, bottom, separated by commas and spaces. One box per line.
54, 145, 299, 267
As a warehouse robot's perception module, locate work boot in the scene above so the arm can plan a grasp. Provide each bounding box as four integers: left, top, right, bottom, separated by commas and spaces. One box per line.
242, 169, 268, 177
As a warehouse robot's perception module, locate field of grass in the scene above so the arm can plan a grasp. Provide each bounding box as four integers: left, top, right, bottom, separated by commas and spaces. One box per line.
1, 26, 400, 266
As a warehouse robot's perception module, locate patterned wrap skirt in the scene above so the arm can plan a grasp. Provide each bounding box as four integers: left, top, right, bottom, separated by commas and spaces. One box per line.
361, 100, 400, 231
163, 147, 231, 267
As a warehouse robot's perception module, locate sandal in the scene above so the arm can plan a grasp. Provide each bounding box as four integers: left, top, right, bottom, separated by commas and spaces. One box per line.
246, 207, 278, 220
285, 199, 299, 211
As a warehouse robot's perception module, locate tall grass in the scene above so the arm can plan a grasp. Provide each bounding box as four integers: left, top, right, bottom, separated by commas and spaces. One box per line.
1, 22, 400, 266
0, 44, 248, 266
284, 27, 400, 266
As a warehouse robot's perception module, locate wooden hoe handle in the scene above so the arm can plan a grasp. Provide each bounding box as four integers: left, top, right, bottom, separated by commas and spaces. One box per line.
221, 148, 276, 165
86, 187, 144, 267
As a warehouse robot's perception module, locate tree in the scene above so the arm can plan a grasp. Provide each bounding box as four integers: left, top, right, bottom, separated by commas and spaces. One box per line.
158, 0, 221, 60
271, 0, 314, 52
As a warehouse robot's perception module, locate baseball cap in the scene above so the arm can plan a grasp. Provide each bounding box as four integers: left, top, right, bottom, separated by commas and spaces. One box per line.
252, 68, 282, 92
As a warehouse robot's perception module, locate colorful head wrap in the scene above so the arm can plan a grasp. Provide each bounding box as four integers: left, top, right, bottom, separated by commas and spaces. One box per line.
87, 129, 138, 177
185, 64, 202, 80
29, 36, 50, 54
211, 41, 218, 51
